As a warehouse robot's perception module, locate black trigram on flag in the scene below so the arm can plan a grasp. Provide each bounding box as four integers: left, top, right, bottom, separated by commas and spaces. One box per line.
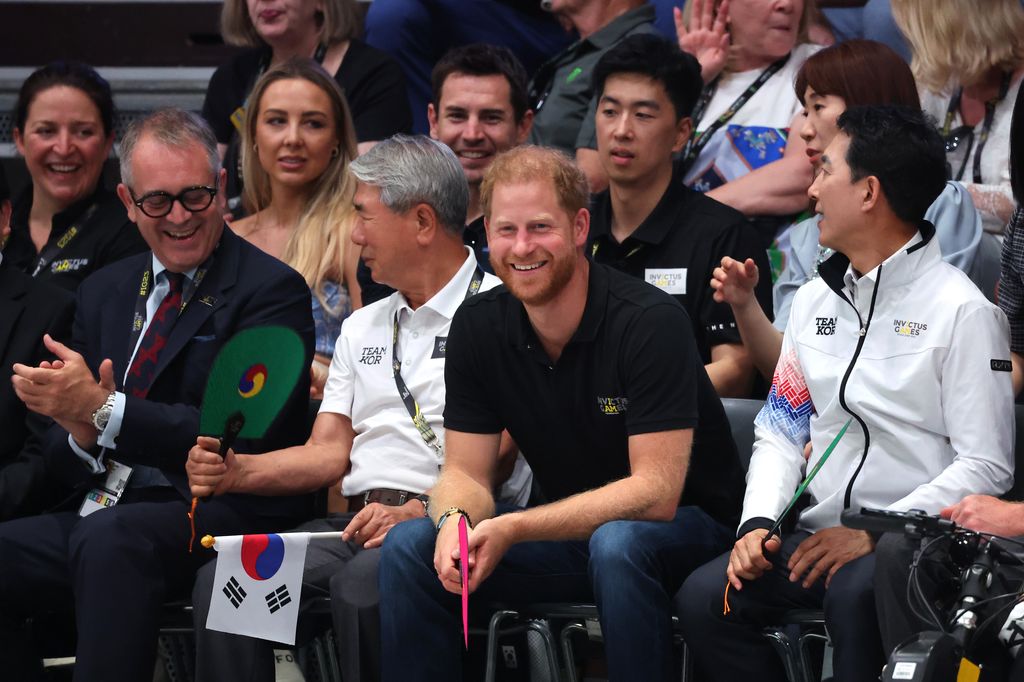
265, 585, 291, 614
223, 576, 247, 608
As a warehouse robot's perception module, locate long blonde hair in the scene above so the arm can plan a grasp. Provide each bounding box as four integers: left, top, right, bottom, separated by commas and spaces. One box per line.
241, 59, 358, 312
892, 0, 1024, 92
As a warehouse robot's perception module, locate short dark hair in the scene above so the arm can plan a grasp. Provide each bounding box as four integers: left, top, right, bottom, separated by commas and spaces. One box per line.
15, 61, 115, 138
431, 44, 530, 122
836, 105, 946, 224
593, 34, 703, 121
1010, 76, 1024, 205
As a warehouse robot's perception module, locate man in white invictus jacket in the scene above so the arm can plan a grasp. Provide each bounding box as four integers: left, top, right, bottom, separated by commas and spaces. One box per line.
678, 105, 1015, 682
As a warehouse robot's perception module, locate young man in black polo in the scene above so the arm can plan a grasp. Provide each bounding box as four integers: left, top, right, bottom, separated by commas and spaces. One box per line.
588, 34, 773, 397
377, 145, 745, 682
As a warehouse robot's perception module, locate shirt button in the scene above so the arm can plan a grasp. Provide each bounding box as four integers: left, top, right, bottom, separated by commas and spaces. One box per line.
412, 332, 420, 339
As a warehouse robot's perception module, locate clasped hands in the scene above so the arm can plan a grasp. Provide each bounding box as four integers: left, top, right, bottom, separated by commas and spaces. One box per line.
433, 514, 515, 596
727, 526, 875, 591
11, 334, 115, 450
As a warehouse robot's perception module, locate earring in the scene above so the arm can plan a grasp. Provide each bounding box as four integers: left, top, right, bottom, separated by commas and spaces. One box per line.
331, 146, 340, 158
252, 143, 258, 153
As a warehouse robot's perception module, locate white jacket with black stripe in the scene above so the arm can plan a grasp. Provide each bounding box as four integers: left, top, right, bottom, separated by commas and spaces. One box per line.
739, 222, 1015, 537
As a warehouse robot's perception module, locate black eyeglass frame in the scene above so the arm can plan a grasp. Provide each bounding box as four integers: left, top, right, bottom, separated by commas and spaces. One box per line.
129, 185, 218, 218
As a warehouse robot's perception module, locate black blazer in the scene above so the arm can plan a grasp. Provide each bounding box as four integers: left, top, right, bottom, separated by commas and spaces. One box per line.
43, 228, 315, 521
0, 258, 76, 519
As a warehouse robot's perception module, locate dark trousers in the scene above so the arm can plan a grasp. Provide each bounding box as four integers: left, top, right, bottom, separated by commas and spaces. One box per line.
363, 0, 570, 134
379, 506, 734, 682
677, 531, 883, 682
193, 514, 382, 682
0, 488, 293, 682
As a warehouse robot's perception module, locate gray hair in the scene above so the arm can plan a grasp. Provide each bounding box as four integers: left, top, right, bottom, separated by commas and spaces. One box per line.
119, 108, 220, 188
349, 134, 468, 235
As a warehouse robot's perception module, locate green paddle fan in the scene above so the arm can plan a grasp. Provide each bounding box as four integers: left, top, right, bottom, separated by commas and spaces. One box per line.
190, 326, 306, 550
199, 325, 306, 448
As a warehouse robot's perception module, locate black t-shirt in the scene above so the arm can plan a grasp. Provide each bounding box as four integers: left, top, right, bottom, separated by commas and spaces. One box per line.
202, 39, 412, 145
5, 186, 148, 293
443, 263, 744, 528
588, 177, 773, 364
358, 216, 492, 306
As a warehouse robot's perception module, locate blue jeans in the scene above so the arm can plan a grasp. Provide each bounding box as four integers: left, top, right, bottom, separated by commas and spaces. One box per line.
379, 506, 733, 682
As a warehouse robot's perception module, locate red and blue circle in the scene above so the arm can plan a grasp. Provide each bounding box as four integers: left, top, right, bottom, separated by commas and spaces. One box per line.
240, 533, 285, 581
238, 363, 268, 398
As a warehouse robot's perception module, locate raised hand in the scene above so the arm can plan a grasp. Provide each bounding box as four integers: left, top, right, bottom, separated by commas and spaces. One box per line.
674, 0, 731, 84
710, 256, 760, 308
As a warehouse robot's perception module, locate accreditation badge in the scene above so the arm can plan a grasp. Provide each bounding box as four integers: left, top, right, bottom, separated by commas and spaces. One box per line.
78, 459, 133, 517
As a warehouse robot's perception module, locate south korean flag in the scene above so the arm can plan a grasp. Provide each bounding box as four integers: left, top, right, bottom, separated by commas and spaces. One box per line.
206, 532, 311, 645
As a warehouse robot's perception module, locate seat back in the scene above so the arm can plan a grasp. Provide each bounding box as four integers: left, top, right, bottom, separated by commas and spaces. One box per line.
721, 398, 763, 472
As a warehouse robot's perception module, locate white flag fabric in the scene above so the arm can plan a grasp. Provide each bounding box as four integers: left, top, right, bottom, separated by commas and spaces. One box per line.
206, 532, 311, 645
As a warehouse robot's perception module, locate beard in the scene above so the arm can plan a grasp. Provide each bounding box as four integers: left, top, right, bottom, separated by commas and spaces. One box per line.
491, 248, 577, 306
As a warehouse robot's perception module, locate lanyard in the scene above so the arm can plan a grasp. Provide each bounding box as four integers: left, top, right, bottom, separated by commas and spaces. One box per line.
680, 55, 790, 172
126, 263, 209, 367
31, 202, 99, 277
942, 71, 1011, 184
391, 267, 484, 459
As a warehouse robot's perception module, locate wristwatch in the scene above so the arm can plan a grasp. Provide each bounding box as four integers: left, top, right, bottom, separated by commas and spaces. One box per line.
91, 392, 117, 433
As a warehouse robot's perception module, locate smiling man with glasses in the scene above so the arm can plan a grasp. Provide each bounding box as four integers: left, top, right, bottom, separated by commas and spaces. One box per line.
3, 108, 314, 681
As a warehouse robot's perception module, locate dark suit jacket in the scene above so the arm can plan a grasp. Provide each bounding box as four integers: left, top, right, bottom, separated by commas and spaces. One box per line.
43, 228, 315, 521
0, 259, 76, 519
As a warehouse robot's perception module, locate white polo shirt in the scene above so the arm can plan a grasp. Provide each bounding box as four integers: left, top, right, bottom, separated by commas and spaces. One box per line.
322, 248, 503, 497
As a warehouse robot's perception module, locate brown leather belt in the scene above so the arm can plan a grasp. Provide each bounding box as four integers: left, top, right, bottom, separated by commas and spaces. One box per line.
346, 487, 420, 513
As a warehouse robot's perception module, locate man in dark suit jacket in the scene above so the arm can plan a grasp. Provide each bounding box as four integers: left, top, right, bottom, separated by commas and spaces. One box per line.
0, 163, 76, 520
4, 109, 314, 681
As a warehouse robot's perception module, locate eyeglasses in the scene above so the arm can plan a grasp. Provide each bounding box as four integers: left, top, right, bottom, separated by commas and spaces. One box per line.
129, 185, 217, 218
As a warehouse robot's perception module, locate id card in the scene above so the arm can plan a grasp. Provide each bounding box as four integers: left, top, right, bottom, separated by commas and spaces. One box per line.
79, 459, 133, 517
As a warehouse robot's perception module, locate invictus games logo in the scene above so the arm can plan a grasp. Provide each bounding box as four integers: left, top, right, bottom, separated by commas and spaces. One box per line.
597, 396, 628, 415
893, 319, 928, 337
51, 258, 89, 273
815, 317, 836, 336
358, 346, 386, 365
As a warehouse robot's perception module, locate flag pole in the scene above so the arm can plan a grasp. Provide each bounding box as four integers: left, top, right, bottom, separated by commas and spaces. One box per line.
201, 531, 345, 550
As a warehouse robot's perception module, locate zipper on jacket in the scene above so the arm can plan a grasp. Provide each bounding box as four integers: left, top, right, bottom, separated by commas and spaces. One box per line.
838, 264, 883, 510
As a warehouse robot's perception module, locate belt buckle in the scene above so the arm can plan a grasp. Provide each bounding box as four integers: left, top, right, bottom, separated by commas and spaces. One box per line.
362, 491, 373, 507
396, 491, 409, 505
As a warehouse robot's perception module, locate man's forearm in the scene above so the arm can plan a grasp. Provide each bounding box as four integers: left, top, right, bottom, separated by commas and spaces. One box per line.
500, 472, 680, 544
429, 466, 496, 530
231, 442, 347, 496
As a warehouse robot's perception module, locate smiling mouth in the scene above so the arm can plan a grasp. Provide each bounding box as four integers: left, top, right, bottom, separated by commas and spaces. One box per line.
511, 261, 545, 271
164, 225, 200, 241
47, 163, 81, 174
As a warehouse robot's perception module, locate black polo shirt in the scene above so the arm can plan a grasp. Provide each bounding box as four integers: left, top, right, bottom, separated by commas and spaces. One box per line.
6, 186, 148, 293
588, 177, 773, 364
358, 215, 492, 306
444, 263, 744, 528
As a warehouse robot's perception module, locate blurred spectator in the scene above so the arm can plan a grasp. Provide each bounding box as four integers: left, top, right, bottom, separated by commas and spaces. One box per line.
204, 0, 411, 216
529, 0, 658, 192
997, 82, 1024, 395
363, 0, 569, 135
675, 0, 820, 239
893, 0, 1024, 233
712, 40, 996, 381
359, 44, 534, 305
233, 59, 362, 398
818, 0, 910, 61
0, 162, 76, 521
7, 61, 147, 292
587, 34, 771, 397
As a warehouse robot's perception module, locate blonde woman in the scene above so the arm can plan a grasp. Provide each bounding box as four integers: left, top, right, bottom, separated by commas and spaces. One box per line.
893, 0, 1024, 233
234, 58, 361, 396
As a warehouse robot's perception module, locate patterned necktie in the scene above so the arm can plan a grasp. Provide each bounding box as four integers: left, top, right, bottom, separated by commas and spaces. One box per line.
125, 271, 185, 398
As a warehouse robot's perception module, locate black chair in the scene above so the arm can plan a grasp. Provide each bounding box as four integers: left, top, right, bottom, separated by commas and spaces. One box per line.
721, 398, 831, 682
